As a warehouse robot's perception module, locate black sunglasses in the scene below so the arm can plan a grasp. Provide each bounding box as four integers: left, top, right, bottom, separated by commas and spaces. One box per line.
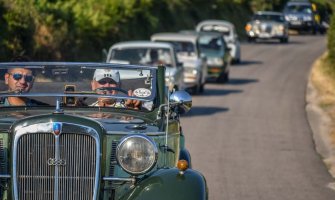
98, 79, 117, 85
9, 73, 34, 82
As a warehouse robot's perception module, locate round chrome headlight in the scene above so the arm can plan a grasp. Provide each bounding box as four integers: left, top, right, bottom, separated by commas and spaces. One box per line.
116, 134, 158, 175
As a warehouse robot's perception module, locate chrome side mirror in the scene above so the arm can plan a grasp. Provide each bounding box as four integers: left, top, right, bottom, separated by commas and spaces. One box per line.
170, 90, 192, 114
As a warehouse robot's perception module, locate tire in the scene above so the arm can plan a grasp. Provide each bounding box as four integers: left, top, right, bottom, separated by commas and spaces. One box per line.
223, 71, 229, 83
199, 84, 205, 93
217, 71, 229, 83
191, 84, 200, 95
232, 58, 240, 65
280, 38, 288, 43
311, 27, 317, 35
248, 37, 256, 43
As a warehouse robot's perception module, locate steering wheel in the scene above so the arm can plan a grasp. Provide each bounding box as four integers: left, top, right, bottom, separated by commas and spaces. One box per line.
94, 87, 128, 95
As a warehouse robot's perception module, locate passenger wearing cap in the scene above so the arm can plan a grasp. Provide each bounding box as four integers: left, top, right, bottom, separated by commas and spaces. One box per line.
90, 69, 141, 109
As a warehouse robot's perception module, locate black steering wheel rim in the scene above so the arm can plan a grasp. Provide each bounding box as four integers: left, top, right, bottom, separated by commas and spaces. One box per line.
94, 87, 128, 95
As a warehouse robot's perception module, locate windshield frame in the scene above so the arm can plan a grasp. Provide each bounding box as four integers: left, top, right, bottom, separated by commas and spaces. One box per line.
0, 62, 158, 109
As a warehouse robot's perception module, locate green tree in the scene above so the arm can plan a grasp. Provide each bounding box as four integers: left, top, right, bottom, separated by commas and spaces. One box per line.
328, 14, 335, 62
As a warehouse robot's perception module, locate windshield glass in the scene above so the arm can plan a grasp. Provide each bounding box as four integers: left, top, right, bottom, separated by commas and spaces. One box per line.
198, 35, 225, 57
200, 25, 230, 36
0, 63, 156, 111
155, 40, 196, 57
253, 14, 285, 22
285, 4, 312, 14
110, 47, 175, 68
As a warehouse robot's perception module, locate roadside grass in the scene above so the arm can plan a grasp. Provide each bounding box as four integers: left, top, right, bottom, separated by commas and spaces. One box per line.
310, 52, 335, 174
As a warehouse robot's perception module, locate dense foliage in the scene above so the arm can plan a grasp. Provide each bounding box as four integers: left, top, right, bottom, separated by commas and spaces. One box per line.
0, 0, 333, 61
328, 11, 335, 62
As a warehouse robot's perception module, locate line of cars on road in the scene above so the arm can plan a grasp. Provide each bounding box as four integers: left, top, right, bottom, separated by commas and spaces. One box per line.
245, 0, 326, 43
105, 19, 242, 95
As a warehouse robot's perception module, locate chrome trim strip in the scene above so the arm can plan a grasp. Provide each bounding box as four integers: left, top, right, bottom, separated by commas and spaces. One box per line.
0, 174, 10, 178
102, 177, 135, 182
107, 131, 166, 136
13, 122, 101, 200
54, 135, 60, 200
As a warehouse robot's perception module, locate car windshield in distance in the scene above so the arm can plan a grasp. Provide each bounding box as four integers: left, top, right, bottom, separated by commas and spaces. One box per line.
253, 14, 285, 22
198, 35, 225, 57
110, 48, 174, 68
200, 25, 231, 36
285, 5, 312, 14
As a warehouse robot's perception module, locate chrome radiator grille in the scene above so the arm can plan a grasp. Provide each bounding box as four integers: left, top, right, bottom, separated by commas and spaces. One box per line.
16, 133, 97, 200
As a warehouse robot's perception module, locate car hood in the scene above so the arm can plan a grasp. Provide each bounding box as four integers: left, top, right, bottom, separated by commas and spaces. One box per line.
0, 110, 159, 132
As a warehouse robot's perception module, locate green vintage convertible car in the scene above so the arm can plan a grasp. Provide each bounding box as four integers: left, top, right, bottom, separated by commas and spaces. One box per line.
0, 62, 207, 200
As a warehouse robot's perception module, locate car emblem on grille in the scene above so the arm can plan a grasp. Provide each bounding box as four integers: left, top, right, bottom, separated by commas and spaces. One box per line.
53, 122, 62, 136
47, 158, 66, 166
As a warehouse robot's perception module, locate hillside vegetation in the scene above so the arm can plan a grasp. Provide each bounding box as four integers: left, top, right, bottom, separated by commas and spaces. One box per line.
0, 0, 333, 61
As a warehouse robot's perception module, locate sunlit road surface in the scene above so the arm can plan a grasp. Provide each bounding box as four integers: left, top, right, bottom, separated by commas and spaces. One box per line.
181, 35, 335, 200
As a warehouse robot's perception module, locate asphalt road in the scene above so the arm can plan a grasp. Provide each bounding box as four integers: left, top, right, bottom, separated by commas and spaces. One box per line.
181, 35, 335, 200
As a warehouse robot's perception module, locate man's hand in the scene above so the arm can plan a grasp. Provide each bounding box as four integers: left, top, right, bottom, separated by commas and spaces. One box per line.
125, 90, 141, 109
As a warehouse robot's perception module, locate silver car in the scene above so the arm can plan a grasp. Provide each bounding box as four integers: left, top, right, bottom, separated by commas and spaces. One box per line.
151, 33, 208, 94
196, 20, 241, 64
245, 11, 289, 43
106, 41, 185, 92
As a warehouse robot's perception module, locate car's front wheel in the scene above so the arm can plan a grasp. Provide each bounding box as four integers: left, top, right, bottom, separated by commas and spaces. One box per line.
280, 37, 289, 43
248, 37, 256, 43
217, 71, 229, 83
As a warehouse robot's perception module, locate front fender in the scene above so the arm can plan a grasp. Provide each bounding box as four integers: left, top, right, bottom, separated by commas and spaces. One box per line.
120, 168, 208, 200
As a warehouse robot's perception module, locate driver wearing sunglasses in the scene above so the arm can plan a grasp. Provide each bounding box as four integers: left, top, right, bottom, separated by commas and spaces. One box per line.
90, 69, 141, 109
2, 68, 35, 106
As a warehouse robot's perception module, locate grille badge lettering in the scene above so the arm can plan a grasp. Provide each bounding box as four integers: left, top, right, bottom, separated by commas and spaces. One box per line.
47, 158, 66, 166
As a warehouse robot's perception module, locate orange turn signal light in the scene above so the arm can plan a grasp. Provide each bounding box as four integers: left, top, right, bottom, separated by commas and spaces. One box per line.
177, 159, 188, 174
245, 24, 252, 32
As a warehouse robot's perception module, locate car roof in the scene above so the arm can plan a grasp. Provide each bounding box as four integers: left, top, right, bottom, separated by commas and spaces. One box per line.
196, 20, 234, 29
110, 41, 174, 50
255, 11, 284, 16
180, 30, 224, 37
151, 32, 198, 43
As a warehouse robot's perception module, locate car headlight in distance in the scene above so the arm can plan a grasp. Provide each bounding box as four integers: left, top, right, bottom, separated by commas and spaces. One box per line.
303, 15, 312, 21
277, 24, 285, 32
285, 15, 290, 21
116, 134, 158, 175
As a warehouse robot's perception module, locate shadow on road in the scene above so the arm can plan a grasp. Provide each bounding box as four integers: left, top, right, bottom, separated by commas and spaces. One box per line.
200, 88, 242, 96
226, 78, 258, 85
182, 106, 229, 117
234, 60, 263, 67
